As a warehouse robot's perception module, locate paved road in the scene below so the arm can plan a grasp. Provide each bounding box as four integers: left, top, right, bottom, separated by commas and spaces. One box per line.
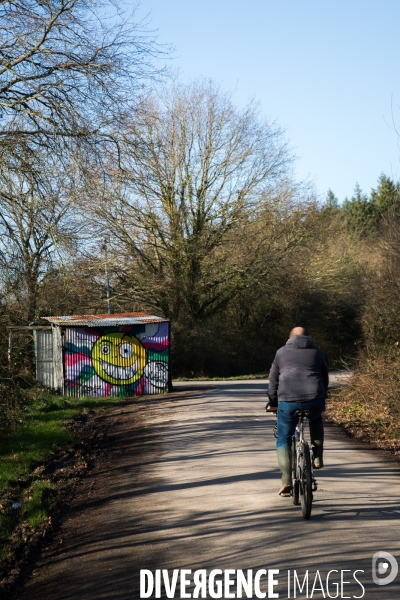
20, 380, 400, 600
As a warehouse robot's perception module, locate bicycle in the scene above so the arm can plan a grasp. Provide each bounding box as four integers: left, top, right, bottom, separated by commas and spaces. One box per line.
269, 406, 317, 520
291, 409, 317, 520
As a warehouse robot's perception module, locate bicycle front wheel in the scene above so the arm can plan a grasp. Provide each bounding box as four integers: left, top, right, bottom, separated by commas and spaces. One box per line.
292, 436, 299, 505
300, 441, 312, 519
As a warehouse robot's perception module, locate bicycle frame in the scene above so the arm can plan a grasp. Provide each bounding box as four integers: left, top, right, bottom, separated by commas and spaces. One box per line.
292, 411, 316, 519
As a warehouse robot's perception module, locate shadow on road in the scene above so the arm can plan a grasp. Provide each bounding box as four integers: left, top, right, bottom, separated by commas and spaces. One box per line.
19, 385, 400, 600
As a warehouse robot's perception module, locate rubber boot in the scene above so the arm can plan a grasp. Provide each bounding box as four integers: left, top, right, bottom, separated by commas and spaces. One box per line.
277, 445, 292, 486
311, 439, 323, 468
309, 419, 324, 464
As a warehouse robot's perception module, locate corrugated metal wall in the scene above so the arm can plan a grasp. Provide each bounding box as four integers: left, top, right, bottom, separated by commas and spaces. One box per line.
53, 327, 64, 394
35, 329, 63, 392
65, 323, 170, 397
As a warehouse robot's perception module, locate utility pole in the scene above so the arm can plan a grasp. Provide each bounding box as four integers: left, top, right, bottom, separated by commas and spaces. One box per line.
102, 237, 112, 314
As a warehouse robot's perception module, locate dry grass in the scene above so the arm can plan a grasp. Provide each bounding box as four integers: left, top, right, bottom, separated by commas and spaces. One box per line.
326, 348, 400, 455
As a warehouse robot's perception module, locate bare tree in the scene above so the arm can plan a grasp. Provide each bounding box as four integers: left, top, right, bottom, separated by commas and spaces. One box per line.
91, 79, 292, 321
0, 0, 165, 150
0, 0, 168, 323
0, 143, 82, 321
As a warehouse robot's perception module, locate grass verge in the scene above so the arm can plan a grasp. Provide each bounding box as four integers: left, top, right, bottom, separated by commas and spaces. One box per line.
0, 391, 124, 580
174, 372, 269, 381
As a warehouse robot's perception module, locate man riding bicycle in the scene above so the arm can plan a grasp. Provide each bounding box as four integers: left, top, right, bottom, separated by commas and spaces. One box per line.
266, 327, 329, 496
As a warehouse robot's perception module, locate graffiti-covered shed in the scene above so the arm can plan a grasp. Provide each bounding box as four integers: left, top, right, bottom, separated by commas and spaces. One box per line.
36, 313, 171, 397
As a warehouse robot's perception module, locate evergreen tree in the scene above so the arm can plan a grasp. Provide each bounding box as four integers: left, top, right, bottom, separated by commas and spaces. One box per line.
342, 183, 379, 236
325, 189, 339, 208
370, 174, 400, 214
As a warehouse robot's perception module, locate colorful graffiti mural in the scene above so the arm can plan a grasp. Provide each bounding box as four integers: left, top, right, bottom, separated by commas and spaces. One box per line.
65, 322, 169, 396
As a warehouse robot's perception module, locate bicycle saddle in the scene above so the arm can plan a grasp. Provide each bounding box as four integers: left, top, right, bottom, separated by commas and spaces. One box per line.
294, 409, 311, 418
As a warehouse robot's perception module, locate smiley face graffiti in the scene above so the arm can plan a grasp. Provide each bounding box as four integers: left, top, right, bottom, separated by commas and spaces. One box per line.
91, 332, 146, 385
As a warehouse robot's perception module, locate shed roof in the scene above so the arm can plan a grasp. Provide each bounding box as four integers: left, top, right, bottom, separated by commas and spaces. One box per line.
42, 312, 169, 327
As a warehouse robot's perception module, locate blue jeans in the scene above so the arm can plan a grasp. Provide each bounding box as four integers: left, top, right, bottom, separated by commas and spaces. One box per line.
276, 397, 325, 457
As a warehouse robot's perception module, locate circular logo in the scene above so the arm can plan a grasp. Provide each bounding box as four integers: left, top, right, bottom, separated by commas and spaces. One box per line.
92, 333, 146, 385
144, 361, 169, 388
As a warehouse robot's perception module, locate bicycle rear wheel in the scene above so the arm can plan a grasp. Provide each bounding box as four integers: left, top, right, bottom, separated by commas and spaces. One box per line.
300, 442, 312, 519
292, 436, 299, 505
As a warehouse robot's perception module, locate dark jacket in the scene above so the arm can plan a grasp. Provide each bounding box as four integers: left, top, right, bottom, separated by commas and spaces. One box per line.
268, 335, 329, 405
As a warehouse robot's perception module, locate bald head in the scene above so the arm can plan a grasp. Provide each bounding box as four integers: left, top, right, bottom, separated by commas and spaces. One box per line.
289, 326, 308, 338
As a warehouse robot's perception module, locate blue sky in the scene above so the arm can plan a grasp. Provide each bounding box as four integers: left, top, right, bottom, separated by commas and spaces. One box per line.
134, 0, 400, 203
